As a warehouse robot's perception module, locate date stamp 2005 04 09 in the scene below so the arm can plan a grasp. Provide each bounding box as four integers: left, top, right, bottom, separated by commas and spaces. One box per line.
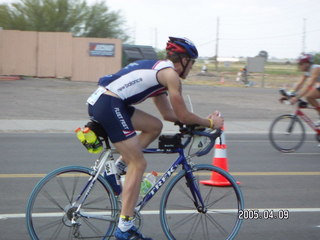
238, 209, 289, 220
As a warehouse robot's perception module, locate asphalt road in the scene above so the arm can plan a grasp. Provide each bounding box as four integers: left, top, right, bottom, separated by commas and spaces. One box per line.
0, 133, 319, 240
1, 78, 320, 239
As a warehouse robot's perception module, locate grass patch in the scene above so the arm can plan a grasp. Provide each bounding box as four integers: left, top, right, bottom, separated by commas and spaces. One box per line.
188, 61, 301, 88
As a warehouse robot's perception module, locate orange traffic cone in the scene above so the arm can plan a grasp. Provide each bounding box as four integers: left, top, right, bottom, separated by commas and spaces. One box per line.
220, 74, 225, 84
200, 127, 240, 187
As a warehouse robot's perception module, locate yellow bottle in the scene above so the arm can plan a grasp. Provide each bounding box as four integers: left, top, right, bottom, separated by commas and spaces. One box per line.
83, 127, 103, 154
75, 128, 86, 143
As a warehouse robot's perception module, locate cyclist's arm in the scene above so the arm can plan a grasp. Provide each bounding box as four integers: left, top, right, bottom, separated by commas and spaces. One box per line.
293, 75, 308, 92
297, 68, 320, 98
152, 93, 179, 122
157, 68, 218, 128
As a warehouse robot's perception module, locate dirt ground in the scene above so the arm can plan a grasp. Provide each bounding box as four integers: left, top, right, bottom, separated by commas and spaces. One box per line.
2, 77, 318, 123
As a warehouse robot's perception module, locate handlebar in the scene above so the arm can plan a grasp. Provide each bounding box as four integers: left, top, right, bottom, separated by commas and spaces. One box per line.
279, 88, 295, 98
279, 89, 308, 108
176, 122, 222, 156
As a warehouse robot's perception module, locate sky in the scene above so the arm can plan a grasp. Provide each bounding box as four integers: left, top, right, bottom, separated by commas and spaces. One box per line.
1, 0, 320, 59
102, 0, 320, 59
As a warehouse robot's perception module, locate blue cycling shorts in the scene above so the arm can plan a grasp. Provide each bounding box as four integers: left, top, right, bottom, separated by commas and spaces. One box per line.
88, 94, 136, 143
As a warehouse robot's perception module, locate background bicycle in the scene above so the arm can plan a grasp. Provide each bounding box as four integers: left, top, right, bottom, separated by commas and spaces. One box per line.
26, 123, 244, 240
269, 89, 320, 153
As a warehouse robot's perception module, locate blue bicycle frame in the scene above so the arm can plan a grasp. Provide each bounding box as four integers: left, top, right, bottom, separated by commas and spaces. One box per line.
136, 146, 204, 212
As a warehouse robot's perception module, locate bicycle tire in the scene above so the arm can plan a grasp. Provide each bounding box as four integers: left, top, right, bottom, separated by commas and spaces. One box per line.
269, 114, 305, 153
160, 164, 244, 240
26, 166, 119, 240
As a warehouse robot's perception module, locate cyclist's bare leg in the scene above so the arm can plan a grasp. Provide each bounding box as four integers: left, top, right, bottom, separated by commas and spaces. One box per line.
113, 136, 146, 217
131, 108, 163, 148
305, 88, 320, 115
116, 109, 163, 163
114, 109, 163, 216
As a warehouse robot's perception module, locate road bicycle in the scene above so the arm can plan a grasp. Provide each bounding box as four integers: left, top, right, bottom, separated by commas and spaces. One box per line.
269, 89, 320, 153
26, 122, 244, 240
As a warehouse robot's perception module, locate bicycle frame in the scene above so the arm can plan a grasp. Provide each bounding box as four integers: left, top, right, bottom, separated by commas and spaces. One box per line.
73, 149, 117, 222
66, 127, 222, 227
27, 126, 245, 240
295, 108, 320, 134
74, 143, 208, 220
137, 147, 204, 212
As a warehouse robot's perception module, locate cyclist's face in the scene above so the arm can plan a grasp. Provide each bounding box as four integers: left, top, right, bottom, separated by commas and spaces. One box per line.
298, 63, 310, 72
180, 58, 195, 79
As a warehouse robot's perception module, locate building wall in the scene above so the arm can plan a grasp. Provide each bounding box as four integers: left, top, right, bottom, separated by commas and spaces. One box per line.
72, 37, 122, 82
0, 30, 122, 82
0, 30, 37, 76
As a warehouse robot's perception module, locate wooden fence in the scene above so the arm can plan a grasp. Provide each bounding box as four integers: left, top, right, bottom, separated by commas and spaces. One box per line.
0, 30, 122, 82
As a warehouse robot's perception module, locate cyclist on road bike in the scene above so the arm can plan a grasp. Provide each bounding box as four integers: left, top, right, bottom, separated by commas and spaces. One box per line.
86, 36, 223, 240
290, 53, 320, 125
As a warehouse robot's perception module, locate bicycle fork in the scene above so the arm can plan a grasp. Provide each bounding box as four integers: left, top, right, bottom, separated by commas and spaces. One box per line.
286, 114, 299, 134
184, 168, 207, 213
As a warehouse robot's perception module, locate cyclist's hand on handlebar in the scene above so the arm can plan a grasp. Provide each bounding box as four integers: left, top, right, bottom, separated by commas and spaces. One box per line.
290, 96, 299, 105
279, 96, 288, 103
207, 111, 224, 129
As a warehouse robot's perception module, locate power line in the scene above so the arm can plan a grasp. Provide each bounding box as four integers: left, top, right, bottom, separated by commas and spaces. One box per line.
302, 18, 306, 53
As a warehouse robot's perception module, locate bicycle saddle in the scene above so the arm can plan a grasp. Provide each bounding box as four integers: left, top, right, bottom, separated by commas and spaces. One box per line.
85, 120, 109, 141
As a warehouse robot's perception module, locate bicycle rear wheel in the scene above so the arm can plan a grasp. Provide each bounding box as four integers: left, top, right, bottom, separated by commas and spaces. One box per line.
269, 114, 305, 153
160, 164, 244, 240
26, 166, 118, 240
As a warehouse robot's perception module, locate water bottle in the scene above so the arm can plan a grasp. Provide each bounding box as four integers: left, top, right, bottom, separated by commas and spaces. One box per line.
140, 171, 158, 196
75, 128, 86, 144
83, 127, 103, 154
104, 161, 122, 195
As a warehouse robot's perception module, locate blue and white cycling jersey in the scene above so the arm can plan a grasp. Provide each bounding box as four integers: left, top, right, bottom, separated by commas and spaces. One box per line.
98, 60, 174, 105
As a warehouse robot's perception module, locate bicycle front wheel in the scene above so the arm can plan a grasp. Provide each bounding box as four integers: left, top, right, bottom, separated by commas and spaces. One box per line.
160, 164, 244, 240
26, 166, 118, 240
269, 114, 305, 153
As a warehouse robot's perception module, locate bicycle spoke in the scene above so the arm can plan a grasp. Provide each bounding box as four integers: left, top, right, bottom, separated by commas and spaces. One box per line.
207, 189, 234, 208
201, 214, 209, 240
40, 189, 65, 211
27, 167, 117, 240
82, 217, 106, 237
171, 212, 197, 230
203, 185, 214, 204
57, 177, 73, 204
206, 211, 228, 237
49, 220, 64, 240
70, 175, 81, 203
177, 181, 194, 201
187, 214, 201, 240
38, 218, 64, 233
160, 166, 243, 240
83, 195, 109, 207
165, 203, 195, 210
67, 226, 72, 239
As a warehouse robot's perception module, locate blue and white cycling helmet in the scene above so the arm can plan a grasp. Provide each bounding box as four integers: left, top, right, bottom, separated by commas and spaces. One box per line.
166, 36, 198, 59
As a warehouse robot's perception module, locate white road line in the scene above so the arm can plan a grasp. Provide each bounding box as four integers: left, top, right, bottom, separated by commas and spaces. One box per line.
2, 208, 320, 220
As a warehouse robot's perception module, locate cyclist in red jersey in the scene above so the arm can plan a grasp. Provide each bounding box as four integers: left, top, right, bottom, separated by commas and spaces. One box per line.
290, 53, 320, 124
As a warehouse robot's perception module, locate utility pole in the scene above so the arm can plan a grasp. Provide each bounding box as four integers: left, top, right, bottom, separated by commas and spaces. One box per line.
132, 22, 136, 44
302, 18, 306, 53
215, 17, 220, 71
154, 27, 158, 49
